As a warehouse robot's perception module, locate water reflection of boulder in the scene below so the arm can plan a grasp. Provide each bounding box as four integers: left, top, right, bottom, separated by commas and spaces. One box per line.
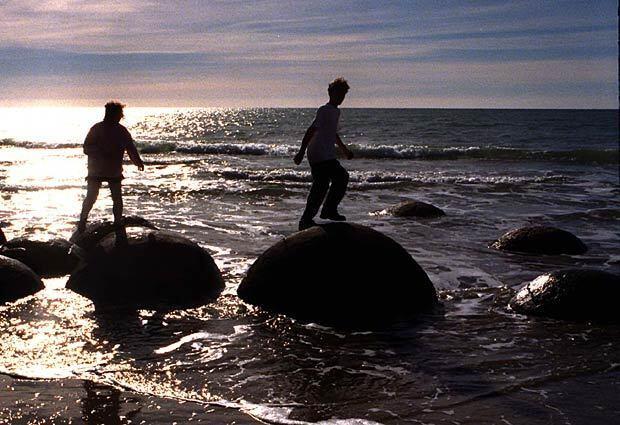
491, 226, 587, 255
0, 255, 44, 303
1, 237, 79, 278
390, 200, 445, 218
238, 223, 438, 327
509, 269, 620, 321
67, 226, 224, 309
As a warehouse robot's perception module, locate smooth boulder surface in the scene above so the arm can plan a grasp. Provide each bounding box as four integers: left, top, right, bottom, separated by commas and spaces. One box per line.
509, 269, 620, 321
490, 226, 587, 255
70, 216, 158, 251
390, 201, 445, 218
67, 228, 224, 308
238, 223, 438, 327
2, 237, 79, 278
0, 255, 44, 303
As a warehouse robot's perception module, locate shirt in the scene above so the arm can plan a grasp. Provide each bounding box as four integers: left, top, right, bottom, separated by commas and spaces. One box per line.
83, 121, 135, 178
306, 104, 340, 165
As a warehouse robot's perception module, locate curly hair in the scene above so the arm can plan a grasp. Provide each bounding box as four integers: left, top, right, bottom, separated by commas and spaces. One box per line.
104, 101, 126, 122
328, 78, 350, 96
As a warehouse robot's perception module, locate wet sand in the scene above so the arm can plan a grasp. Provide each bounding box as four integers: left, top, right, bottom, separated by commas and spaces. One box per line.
0, 374, 261, 424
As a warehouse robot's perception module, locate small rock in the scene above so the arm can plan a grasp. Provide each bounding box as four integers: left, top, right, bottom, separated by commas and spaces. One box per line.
491, 226, 587, 255
390, 201, 445, 218
70, 216, 158, 251
509, 269, 620, 321
2, 237, 79, 278
0, 255, 44, 303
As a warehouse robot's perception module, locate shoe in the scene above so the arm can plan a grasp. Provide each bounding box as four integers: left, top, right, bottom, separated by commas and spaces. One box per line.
319, 211, 346, 221
298, 219, 317, 231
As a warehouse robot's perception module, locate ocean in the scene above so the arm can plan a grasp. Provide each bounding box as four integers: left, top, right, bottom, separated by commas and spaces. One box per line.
0, 107, 618, 424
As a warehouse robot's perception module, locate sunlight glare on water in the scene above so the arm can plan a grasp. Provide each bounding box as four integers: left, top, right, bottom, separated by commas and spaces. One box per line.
0, 284, 116, 380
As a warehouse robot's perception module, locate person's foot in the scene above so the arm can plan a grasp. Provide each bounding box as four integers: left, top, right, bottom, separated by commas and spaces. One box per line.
114, 223, 128, 247
298, 219, 317, 231
319, 210, 346, 221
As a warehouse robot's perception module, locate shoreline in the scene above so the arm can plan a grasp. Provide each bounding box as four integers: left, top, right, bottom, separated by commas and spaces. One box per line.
0, 373, 262, 424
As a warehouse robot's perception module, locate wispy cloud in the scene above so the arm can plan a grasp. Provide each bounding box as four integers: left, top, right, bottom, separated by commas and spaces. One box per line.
0, 0, 616, 107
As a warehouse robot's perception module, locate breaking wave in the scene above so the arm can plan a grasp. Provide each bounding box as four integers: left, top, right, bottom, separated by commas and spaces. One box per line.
2, 138, 617, 164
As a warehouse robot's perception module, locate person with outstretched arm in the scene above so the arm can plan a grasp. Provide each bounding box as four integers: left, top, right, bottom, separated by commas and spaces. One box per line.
294, 78, 354, 231
77, 101, 144, 242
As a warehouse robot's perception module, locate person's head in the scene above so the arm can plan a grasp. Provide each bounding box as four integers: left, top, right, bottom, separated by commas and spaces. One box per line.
103, 101, 125, 123
328, 77, 349, 105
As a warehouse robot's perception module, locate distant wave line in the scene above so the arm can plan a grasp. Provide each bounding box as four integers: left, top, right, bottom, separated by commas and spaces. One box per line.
2, 138, 617, 164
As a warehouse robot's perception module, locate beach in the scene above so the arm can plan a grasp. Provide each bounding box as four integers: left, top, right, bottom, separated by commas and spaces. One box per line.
1, 107, 619, 424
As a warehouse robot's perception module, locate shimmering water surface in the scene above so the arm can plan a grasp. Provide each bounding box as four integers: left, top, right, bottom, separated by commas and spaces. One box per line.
0, 108, 618, 424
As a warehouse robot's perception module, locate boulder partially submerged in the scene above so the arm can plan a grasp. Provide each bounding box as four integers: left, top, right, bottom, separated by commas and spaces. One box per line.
491, 226, 587, 255
1, 237, 79, 278
238, 223, 438, 327
0, 255, 44, 303
67, 228, 224, 309
509, 269, 620, 321
390, 200, 445, 218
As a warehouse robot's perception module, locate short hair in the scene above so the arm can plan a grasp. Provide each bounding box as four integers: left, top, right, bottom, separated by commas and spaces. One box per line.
328, 77, 350, 96
104, 101, 125, 121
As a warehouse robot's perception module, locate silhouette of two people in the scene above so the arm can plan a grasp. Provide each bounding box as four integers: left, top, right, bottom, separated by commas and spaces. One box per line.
78, 78, 354, 237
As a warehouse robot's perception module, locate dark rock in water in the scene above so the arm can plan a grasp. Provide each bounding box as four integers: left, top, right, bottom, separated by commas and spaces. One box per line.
0, 228, 6, 245
67, 228, 224, 309
390, 200, 445, 218
490, 226, 587, 255
509, 269, 620, 321
0, 255, 44, 303
238, 223, 438, 327
70, 216, 158, 251
2, 237, 79, 278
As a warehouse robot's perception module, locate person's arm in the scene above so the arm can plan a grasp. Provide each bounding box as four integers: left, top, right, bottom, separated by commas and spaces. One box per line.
126, 141, 144, 171
123, 130, 144, 171
335, 134, 354, 160
294, 126, 316, 165
83, 127, 98, 155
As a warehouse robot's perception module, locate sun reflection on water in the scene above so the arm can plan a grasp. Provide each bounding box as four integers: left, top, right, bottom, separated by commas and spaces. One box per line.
0, 284, 116, 380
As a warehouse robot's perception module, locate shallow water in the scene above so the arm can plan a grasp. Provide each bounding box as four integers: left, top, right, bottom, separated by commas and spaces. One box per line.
0, 108, 618, 424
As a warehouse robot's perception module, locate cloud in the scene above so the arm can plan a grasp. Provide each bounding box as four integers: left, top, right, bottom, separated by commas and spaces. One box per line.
0, 0, 617, 107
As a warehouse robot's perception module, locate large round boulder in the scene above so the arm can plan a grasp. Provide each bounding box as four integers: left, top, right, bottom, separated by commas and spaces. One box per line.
1, 237, 79, 278
490, 226, 587, 255
509, 269, 620, 321
238, 223, 438, 327
70, 215, 158, 251
390, 200, 445, 218
67, 228, 224, 309
0, 255, 44, 303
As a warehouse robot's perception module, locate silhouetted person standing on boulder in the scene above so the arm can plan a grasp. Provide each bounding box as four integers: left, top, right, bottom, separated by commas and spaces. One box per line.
294, 78, 354, 230
77, 101, 144, 241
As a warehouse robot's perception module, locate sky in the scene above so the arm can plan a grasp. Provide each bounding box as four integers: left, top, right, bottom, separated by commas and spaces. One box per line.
0, 0, 617, 108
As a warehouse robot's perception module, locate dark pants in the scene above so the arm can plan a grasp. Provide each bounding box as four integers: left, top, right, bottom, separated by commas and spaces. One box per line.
301, 159, 349, 222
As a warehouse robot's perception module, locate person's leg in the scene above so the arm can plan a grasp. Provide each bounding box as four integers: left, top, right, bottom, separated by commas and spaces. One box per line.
108, 181, 127, 245
108, 181, 123, 225
320, 160, 349, 220
300, 163, 330, 229
78, 180, 101, 232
